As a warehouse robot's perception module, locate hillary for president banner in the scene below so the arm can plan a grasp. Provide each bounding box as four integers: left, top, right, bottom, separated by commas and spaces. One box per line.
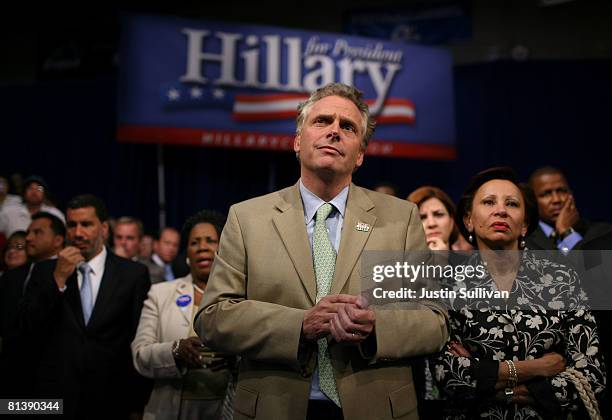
117, 15, 456, 159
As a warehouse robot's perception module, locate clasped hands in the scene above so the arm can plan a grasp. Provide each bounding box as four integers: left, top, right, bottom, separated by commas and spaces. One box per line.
174, 337, 230, 371
302, 295, 375, 344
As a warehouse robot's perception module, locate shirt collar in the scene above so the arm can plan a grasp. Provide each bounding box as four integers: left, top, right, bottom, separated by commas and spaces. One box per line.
539, 221, 555, 238
152, 253, 165, 267
87, 246, 107, 276
299, 180, 349, 223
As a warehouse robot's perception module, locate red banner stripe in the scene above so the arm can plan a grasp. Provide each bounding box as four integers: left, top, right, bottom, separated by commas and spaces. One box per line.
376, 115, 415, 124
232, 95, 416, 124
366, 98, 415, 108
234, 94, 415, 107
117, 125, 455, 160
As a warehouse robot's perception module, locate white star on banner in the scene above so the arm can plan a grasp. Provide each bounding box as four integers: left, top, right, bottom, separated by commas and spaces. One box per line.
167, 88, 180, 101
213, 88, 225, 99
190, 87, 203, 98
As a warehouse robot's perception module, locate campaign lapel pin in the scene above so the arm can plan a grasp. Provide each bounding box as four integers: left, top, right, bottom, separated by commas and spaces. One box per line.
176, 294, 192, 308
355, 222, 371, 232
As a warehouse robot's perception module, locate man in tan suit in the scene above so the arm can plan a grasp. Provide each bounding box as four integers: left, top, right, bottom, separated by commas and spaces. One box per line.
196, 83, 448, 419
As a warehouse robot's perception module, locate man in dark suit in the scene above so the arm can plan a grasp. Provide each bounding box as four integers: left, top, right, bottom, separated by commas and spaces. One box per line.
136, 227, 180, 284
18, 195, 150, 419
0, 211, 65, 397
525, 166, 612, 251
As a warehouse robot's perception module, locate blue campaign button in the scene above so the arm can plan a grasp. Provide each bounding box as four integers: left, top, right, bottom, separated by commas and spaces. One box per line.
176, 294, 192, 307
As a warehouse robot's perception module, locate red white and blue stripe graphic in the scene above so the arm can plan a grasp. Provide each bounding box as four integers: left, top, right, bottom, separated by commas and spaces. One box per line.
232, 94, 416, 125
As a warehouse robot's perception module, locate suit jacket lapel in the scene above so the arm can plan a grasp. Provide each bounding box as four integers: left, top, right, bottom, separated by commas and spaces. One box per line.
331, 184, 376, 295
272, 183, 317, 305
65, 272, 85, 329
88, 253, 120, 329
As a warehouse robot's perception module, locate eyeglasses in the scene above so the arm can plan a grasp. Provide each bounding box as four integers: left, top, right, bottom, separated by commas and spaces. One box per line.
6, 243, 26, 251
26, 185, 45, 193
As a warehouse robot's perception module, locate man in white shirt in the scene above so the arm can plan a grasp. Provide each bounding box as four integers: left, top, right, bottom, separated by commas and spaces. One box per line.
0, 175, 65, 237
0, 176, 20, 210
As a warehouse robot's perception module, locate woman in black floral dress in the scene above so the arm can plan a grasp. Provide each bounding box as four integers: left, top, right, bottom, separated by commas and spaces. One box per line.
434, 167, 606, 419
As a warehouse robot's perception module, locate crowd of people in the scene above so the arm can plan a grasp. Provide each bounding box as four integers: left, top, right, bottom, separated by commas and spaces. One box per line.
1, 83, 611, 420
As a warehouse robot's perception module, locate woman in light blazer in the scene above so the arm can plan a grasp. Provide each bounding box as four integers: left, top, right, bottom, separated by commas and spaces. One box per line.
132, 210, 232, 420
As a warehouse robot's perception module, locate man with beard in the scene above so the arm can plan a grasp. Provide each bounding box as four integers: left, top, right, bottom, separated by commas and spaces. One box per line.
18, 195, 150, 419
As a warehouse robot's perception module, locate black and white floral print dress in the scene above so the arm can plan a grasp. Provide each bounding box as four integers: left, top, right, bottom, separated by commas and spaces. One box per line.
434, 252, 606, 419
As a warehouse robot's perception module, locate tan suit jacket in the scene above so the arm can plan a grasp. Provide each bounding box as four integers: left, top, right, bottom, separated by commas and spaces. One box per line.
196, 183, 448, 419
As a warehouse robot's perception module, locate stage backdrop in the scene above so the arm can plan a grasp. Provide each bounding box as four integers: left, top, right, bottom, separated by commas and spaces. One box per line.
117, 14, 456, 159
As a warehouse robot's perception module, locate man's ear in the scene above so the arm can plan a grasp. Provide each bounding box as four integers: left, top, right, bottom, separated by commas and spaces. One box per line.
293, 134, 301, 153
355, 148, 365, 169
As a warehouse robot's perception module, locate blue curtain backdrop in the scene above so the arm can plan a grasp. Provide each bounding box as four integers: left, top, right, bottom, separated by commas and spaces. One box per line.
1, 60, 610, 233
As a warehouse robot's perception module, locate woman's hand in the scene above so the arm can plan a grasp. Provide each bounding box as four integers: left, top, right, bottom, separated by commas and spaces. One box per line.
495, 384, 535, 405
174, 337, 206, 369
496, 351, 567, 390
447, 340, 471, 357
534, 351, 566, 377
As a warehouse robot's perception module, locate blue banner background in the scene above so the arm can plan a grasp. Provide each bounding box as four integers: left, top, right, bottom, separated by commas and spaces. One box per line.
118, 14, 456, 146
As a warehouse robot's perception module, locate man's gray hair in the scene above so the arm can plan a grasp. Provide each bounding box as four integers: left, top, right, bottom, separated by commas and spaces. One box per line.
296, 83, 376, 149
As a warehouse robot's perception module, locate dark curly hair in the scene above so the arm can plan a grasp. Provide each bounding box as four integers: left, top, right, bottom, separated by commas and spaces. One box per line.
181, 209, 226, 250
